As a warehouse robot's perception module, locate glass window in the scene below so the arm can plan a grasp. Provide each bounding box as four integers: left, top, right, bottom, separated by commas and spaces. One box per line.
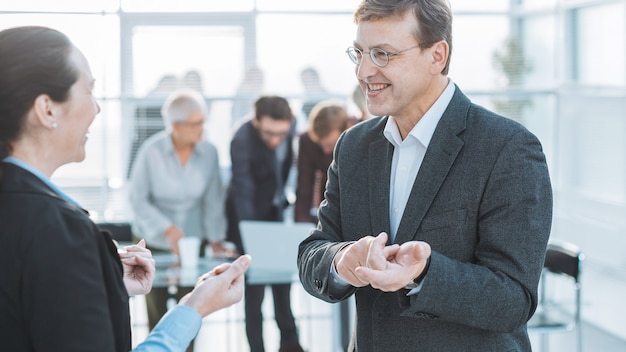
448, 15, 509, 91
450, 0, 508, 12
256, 13, 357, 96
256, 14, 357, 120
121, 0, 254, 12
522, 15, 557, 89
130, 25, 244, 97
257, 0, 360, 12
0, 0, 118, 12
0, 14, 120, 98
577, 3, 626, 86
557, 93, 626, 203
518, 0, 559, 10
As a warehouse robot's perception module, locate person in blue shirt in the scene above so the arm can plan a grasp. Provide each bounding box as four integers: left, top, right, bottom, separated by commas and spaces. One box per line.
0, 25, 250, 352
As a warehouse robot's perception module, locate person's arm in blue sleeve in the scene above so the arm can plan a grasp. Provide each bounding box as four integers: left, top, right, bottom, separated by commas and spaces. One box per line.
132, 306, 201, 352
132, 255, 251, 352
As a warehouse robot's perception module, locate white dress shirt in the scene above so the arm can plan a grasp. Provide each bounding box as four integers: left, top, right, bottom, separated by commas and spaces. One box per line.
329, 80, 456, 288
383, 80, 455, 242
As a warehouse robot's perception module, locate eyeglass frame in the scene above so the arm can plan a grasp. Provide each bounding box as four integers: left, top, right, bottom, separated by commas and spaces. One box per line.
345, 44, 427, 68
174, 119, 205, 128
258, 128, 290, 140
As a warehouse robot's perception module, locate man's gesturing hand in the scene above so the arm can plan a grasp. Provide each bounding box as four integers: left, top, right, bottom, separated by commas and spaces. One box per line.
355, 237, 431, 292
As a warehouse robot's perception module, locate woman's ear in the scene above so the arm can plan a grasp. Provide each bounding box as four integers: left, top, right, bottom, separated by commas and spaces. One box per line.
32, 94, 58, 129
430, 40, 449, 75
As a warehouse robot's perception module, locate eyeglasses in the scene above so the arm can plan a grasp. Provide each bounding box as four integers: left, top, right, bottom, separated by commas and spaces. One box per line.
259, 129, 289, 140
175, 120, 205, 128
346, 44, 421, 68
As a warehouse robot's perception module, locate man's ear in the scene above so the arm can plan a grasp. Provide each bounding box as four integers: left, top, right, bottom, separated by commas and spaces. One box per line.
32, 94, 58, 129
430, 40, 449, 75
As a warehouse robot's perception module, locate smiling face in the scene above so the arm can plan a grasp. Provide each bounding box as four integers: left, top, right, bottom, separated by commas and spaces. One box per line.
53, 46, 100, 165
354, 11, 445, 123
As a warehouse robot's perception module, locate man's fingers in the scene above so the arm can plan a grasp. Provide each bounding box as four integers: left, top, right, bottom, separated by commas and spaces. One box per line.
403, 241, 432, 261
374, 232, 388, 245
414, 241, 432, 258
354, 266, 391, 290
366, 232, 389, 270
382, 244, 400, 259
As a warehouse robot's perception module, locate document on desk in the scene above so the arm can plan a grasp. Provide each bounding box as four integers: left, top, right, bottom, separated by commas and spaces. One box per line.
239, 220, 314, 285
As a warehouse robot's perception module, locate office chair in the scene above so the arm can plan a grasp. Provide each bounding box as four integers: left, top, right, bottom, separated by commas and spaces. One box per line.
527, 240, 584, 352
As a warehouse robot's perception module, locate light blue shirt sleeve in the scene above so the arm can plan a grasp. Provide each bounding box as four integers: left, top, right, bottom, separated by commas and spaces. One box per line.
132, 305, 202, 352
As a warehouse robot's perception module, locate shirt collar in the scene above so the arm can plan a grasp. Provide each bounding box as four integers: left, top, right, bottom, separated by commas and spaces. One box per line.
163, 133, 204, 156
383, 79, 455, 148
2, 156, 82, 208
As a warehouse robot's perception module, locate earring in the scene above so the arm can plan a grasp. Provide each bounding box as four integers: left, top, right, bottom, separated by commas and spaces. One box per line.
51, 121, 58, 129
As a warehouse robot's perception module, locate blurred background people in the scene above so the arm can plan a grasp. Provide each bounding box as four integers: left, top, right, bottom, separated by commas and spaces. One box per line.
128, 88, 232, 352
0, 25, 248, 352
295, 100, 350, 223
182, 69, 204, 93
225, 96, 304, 352
149, 74, 179, 96
299, 66, 330, 120
351, 83, 373, 122
231, 65, 265, 128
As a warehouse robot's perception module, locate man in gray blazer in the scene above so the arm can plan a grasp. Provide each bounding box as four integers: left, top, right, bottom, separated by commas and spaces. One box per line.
297, 1, 553, 351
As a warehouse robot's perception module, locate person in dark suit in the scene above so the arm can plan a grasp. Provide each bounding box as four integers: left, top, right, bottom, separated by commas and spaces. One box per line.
0, 25, 249, 352
297, 1, 553, 351
226, 96, 304, 352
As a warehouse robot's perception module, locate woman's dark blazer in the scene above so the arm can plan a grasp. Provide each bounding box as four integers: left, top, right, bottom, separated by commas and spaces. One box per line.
0, 162, 131, 352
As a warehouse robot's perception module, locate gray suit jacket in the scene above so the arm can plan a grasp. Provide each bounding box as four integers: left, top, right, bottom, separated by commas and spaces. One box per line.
297, 86, 552, 351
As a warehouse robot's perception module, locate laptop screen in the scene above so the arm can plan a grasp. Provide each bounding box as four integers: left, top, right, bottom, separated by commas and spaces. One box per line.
239, 220, 314, 284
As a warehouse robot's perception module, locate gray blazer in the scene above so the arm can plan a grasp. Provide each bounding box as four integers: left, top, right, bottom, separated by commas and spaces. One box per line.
297, 86, 552, 351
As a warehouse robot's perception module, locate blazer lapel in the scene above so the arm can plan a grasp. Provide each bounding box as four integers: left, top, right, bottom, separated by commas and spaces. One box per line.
394, 88, 469, 244
369, 130, 393, 238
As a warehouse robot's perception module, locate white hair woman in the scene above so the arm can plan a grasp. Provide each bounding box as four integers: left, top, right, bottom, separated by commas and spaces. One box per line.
129, 88, 236, 351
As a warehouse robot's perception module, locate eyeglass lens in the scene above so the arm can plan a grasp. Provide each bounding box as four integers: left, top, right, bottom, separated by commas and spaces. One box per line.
346, 47, 389, 67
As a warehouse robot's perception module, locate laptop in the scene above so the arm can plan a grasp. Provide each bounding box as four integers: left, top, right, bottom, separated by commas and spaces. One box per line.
239, 220, 314, 284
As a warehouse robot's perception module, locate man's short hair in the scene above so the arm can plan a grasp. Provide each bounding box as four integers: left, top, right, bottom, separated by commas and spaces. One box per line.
254, 95, 294, 122
354, 0, 453, 75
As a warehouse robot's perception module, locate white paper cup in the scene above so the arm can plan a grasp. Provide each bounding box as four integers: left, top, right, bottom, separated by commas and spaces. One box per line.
178, 237, 200, 268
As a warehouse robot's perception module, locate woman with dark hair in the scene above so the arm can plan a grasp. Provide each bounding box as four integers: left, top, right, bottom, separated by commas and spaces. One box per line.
0, 26, 250, 352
